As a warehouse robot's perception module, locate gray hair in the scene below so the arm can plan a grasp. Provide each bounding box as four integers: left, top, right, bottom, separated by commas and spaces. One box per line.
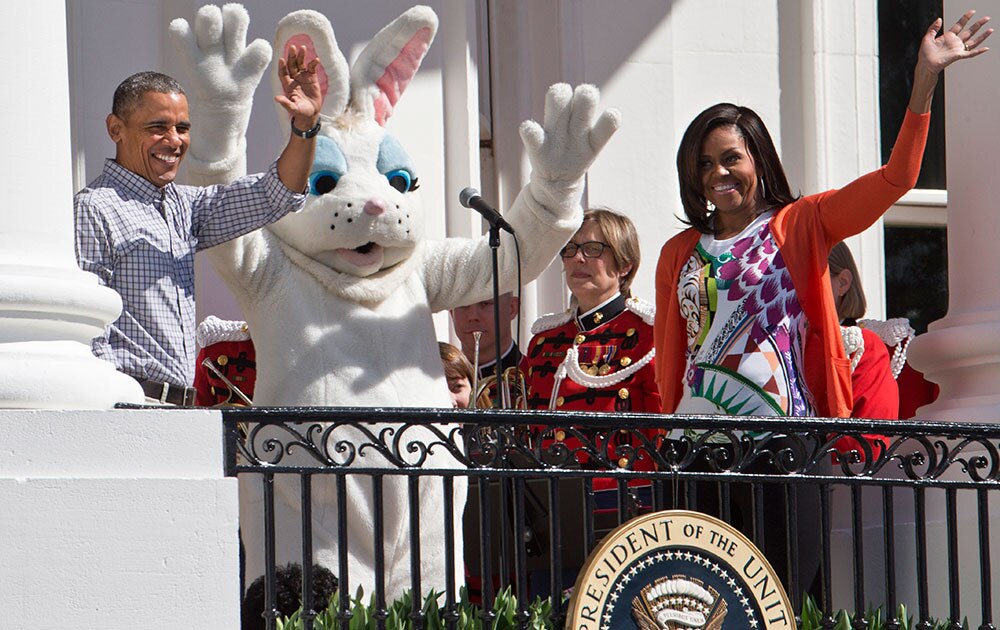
112, 71, 185, 120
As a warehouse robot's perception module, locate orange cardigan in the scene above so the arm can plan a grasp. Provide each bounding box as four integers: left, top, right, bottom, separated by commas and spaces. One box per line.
654, 109, 929, 418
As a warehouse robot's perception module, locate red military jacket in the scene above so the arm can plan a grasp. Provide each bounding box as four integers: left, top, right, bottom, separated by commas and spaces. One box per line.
521, 294, 660, 414
521, 294, 661, 494
193, 317, 256, 406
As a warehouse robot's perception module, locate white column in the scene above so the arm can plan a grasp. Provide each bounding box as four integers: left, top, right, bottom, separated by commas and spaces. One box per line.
907, 0, 1000, 422
800, 0, 887, 318
0, 1, 142, 408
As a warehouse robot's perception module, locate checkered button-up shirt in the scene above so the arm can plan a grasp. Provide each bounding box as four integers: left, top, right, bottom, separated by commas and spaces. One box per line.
74, 159, 305, 387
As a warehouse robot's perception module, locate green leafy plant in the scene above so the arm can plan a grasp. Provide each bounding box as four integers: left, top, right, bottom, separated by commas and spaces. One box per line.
799, 593, 969, 630
274, 586, 974, 630
272, 585, 553, 630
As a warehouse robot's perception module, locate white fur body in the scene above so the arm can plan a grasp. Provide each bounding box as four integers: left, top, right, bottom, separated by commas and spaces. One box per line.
220, 183, 576, 596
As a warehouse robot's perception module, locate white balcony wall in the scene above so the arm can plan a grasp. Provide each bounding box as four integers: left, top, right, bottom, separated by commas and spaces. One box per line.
0, 409, 239, 629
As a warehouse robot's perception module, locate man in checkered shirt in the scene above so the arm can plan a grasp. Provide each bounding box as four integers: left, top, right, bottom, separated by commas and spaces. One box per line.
74, 54, 322, 404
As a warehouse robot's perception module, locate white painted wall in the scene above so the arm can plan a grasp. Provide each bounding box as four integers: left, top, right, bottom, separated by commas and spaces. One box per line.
0, 409, 239, 629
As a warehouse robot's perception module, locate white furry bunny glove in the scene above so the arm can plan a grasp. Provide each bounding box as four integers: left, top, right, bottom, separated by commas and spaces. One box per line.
168, 3, 272, 184
520, 83, 621, 218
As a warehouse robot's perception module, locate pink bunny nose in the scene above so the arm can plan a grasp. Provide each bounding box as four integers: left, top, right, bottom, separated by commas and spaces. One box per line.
363, 199, 387, 216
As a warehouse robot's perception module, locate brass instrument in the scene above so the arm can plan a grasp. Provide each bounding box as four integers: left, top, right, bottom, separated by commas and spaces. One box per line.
200, 357, 252, 441
201, 357, 254, 406
473, 366, 527, 410
467, 330, 527, 409
471, 331, 482, 408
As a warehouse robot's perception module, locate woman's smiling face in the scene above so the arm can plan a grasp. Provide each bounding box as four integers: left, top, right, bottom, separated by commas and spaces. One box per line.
699, 124, 760, 233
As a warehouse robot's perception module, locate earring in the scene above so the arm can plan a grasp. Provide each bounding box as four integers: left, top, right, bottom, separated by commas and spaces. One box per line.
759, 176, 767, 199
706, 200, 716, 212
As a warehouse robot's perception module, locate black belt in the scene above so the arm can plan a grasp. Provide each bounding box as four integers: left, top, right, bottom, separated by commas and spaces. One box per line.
135, 378, 197, 406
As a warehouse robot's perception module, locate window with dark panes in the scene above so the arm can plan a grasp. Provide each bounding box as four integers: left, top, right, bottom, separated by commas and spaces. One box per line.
879, 0, 948, 335
879, 0, 946, 188
884, 226, 948, 334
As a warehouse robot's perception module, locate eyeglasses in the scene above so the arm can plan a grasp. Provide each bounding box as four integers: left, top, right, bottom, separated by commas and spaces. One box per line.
560, 241, 609, 259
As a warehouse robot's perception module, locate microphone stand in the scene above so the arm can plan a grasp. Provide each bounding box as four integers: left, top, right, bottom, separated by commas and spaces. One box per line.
484, 214, 513, 590
487, 220, 505, 409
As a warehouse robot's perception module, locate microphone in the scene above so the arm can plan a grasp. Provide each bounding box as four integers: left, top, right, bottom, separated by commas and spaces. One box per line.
459, 187, 516, 234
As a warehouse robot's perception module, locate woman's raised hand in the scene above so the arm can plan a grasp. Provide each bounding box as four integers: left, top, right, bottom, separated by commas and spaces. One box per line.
909, 10, 992, 113
918, 10, 992, 75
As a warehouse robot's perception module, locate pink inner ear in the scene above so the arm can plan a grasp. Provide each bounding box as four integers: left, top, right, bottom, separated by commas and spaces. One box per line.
373, 26, 433, 126
285, 34, 328, 110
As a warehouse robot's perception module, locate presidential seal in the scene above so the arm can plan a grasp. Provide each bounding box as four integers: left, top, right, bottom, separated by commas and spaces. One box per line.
568, 510, 794, 630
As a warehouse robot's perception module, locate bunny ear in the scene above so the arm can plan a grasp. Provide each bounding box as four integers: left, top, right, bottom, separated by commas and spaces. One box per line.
271, 10, 350, 126
349, 5, 438, 126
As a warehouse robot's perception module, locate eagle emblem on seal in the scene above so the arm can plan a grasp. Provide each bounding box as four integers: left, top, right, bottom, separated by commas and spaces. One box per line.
632, 575, 728, 630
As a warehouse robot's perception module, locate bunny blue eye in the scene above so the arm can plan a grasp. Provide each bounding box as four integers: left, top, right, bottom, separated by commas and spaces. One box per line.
386, 169, 412, 194
310, 170, 341, 196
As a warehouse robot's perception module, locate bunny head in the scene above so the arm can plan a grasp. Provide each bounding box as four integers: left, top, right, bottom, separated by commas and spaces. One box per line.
265, 7, 437, 279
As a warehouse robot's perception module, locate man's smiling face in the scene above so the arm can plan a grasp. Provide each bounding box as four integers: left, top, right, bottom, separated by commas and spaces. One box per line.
107, 91, 190, 188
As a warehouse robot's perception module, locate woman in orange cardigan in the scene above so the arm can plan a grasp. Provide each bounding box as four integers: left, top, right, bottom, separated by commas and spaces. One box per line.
655, 11, 991, 419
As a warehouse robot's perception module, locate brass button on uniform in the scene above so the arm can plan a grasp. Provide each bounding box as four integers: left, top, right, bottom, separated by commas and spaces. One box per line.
574, 333, 586, 345
626, 328, 636, 337
556, 396, 565, 407
536, 336, 546, 346
618, 457, 629, 468
618, 388, 630, 400
217, 354, 229, 366
620, 356, 632, 367
555, 429, 566, 441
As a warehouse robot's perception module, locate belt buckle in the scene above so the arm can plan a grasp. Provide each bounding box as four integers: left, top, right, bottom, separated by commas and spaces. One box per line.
158, 382, 170, 405
182, 387, 196, 406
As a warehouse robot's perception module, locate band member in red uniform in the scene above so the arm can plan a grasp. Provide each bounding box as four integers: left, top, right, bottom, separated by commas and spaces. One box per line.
193, 316, 256, 406
451, 293, 521, 407
828, 242, 897, 459
521, 208, 660, 525
829, 243, 899, 420
522, 208, 659, 414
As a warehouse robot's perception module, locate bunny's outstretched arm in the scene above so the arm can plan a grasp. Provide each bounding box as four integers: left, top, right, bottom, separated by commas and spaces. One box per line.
519, 83, 620, 222
170, 4, 324, 192
425, 83, 621, 311
168, 4, 271, 185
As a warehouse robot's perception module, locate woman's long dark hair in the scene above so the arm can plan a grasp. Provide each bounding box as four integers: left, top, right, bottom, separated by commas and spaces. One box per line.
676, 103, 798, 235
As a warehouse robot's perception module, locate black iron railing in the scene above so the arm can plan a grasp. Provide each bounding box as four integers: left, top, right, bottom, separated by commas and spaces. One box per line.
223, 407, 1000, 629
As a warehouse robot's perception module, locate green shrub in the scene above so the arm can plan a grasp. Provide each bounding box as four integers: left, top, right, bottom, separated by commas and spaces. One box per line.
273, 586, 972, 629
799, 593, 969, 630
274, 585, 552, 630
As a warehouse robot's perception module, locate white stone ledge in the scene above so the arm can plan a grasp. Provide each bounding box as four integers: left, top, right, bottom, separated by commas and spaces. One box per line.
0, 409, 226, 478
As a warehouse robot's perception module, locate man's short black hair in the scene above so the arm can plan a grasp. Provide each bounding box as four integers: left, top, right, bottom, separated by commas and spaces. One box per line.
241, 563, 339, 630
111, 71, 185, 120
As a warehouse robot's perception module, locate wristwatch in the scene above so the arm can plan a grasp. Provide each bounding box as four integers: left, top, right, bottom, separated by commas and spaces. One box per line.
290, 118, 322, 139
